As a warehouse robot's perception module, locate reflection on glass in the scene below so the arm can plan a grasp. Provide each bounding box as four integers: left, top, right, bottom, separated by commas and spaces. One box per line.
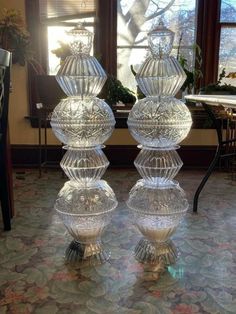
220, 0, 236, 23
126, 22, 192, 274
219, 27, 236, 86
117, 0, 197, 91
47, 19, 94, 74
50, 24, 117, 266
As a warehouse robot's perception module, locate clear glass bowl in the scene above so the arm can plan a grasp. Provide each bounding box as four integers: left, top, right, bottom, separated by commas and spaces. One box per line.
60, 146, 109, 183
134, 146, 183, 184
136, 56, 186, 96
148, 22, 174, 58
51, 97, 115, 147
128, 96, 192, 147
127, 179, 188, 242
56, 54, 107, 97
67, 23, 93, 55
55, 180, 118, 243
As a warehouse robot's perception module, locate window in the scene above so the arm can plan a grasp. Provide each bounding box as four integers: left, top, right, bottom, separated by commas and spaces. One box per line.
26, 0, 230, 121
39, 0, 96, 74
117, 0, 197, 92
218, 0, 236, 85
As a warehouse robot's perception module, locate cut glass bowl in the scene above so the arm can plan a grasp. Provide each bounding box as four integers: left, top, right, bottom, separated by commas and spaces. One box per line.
60, 146, 109, 183
67, 23, 93, 55
51, 97, 115, 147
55, 180, 117, 237
136, 56, 186, 96
148, 22, 174, 58
127, 179, 188, 266
134, 146, 183, 185
55, 180, 117, 264
56, 54, 107, 97
128, 96, 192, 147
127, 179, 188, 243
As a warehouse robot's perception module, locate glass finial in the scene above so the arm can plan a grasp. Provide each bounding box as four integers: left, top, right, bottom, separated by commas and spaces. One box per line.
148, 20, 174, 58
67, 23, 93, 55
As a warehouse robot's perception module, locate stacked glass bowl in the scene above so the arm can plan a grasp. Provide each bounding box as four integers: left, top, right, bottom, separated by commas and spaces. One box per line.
127, 21, 192, 271
51, 24, 117, 265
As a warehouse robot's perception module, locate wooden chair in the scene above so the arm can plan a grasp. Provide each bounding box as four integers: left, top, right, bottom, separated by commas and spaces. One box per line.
0, 48, 12, 231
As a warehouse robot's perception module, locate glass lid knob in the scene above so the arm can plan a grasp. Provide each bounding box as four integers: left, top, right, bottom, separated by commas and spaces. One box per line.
67, 23, 93, 55
148, 20, 174, 58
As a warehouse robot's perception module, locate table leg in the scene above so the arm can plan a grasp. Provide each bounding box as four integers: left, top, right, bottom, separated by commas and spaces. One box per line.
193, 103, 222, 212
38, 112, 42, 178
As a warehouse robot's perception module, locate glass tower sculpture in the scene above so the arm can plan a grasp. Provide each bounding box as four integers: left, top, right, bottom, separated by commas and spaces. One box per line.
51, 24, 117, 265
127, 22, 192, 271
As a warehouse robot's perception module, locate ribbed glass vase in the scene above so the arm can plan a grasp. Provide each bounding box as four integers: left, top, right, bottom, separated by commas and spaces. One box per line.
51, 24, 117, 266
127, 21, 192, 273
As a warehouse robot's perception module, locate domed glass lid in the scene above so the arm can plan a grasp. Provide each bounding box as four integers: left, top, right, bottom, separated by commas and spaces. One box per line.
148, 20, 174, 58
67, 23, 93, 55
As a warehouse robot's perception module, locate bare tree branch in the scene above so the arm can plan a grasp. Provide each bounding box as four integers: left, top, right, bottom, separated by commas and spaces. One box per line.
145, 0, 176, 22
149, 0, 160, 10
117, 0, 130, 24
125, 0, 150, 25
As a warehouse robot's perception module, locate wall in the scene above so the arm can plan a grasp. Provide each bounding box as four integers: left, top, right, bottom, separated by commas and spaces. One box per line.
3, 0, 38, 145
4, 0, 217, 147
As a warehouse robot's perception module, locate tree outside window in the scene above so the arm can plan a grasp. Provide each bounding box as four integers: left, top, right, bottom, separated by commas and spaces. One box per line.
117, 0, 197, 92
219, 0, 236, 86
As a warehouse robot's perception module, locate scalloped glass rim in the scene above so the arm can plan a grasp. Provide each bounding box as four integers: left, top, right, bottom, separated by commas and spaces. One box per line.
55, 180, 118, 217
137, 145, 180, 151
63, 145, 106, 150
127, 179, 189, 215
128, 118, 191, 124
55, 202, 117, 217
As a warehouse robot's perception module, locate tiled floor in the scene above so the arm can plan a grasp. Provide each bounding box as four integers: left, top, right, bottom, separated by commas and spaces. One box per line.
0, 169, 236, 314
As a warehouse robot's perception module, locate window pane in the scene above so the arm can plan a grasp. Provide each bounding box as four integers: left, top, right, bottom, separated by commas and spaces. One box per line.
117, 47, 148, 92
47, 22, 94, 75
40, 0, 96, 20
220, 0, 236, 23
117, 47, 194, 93
117, 0, 197, 91
218, 27, 236, 86
48, 26, 71, 75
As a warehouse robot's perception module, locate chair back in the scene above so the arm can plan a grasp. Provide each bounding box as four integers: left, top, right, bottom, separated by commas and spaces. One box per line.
0, 48, 11, 143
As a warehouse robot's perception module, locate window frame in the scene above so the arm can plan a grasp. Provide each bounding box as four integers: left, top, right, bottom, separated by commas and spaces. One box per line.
218, 1, 236, 82
26, 0, 227, 124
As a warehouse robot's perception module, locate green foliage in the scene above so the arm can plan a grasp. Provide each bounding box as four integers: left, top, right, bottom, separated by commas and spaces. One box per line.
130, 65, 145, 99
104, 76, 136, 106
178, 43, 202, 93
201, 68, 236, 95
0, 9, 32, 65
51, 41, 71, 62
51, 41, 136, 105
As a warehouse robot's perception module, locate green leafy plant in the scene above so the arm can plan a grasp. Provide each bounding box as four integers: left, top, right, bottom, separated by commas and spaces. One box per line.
0, 8, 32, 65
51, 41, 136, 105
51, 41, 71, 63
103, 76, 136, 106
177, 43, 202, 93
200, 68, 236, 94
130, 65, 145, 99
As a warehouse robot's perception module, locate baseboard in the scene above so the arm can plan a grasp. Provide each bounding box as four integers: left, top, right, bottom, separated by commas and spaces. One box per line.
11, 144, 217, 169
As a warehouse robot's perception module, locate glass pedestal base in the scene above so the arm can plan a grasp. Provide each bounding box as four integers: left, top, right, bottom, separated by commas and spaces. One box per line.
65, 240, 110, 266
134, 238, 178, 268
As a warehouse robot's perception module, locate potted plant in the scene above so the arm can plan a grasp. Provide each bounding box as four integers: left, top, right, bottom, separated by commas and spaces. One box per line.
200, 68, 236, 95
52, 41, 136, 107
0, 8, 32, 66
177, 42, 203, 94
102, 76, 136, 107
51, 41, 71, 65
